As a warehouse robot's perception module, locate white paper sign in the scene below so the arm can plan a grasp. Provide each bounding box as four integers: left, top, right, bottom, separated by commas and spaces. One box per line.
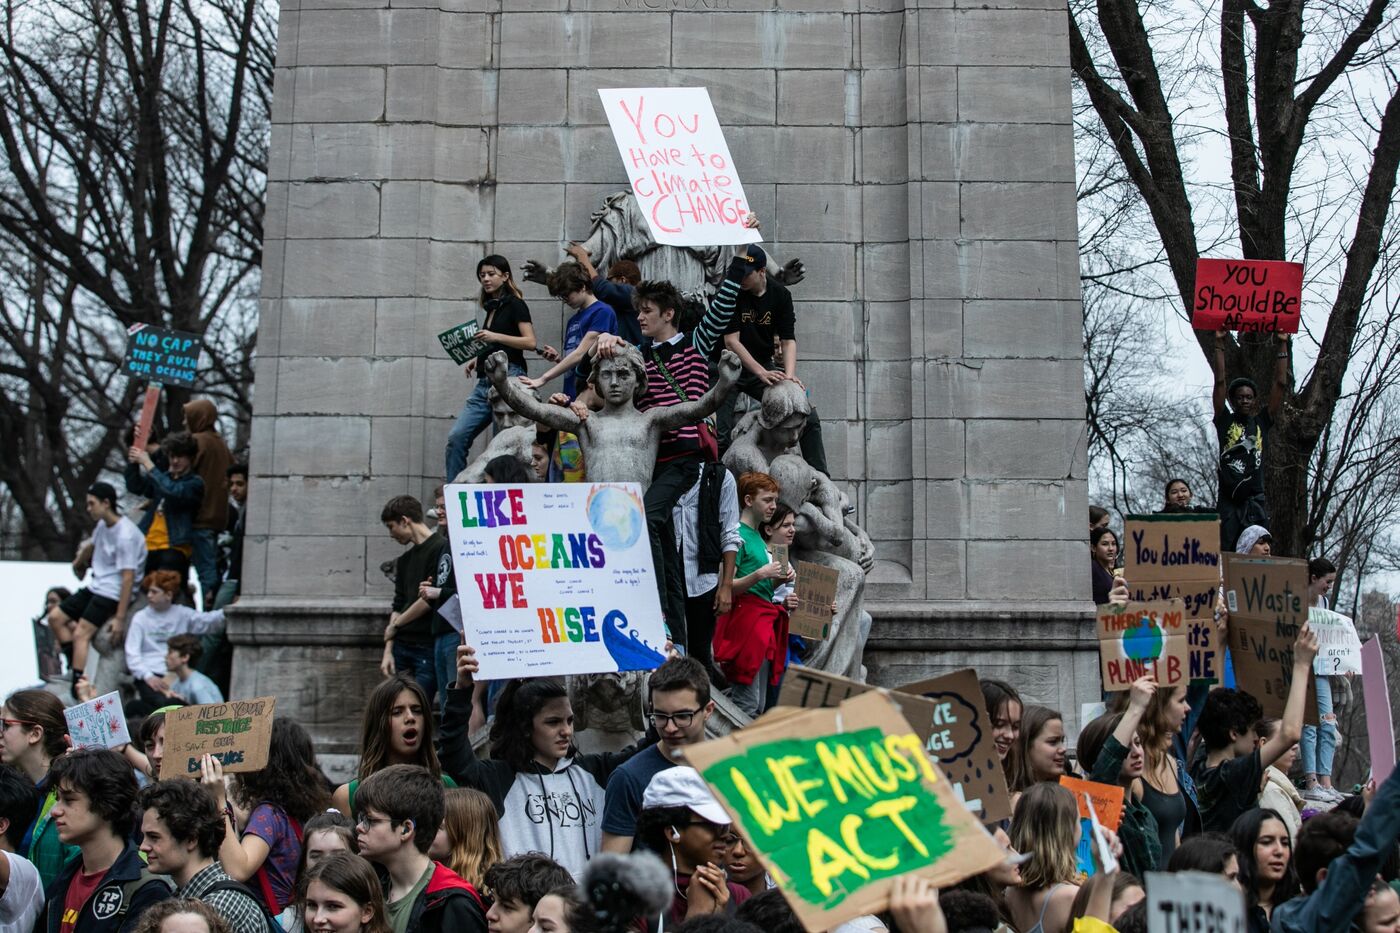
438, 594, 464, 636
443, 482, 668, 680
64, 691, 131, 750
1310, 606, 1363, 675
598, 87, 763, 247
1146, 871, 1246, 933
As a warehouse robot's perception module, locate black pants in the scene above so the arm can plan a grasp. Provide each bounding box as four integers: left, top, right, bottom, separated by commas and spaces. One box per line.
645, 454, 704, 646
715, 371, 828, 475
685, 589, 718, 666
1217, 490, 1269, 554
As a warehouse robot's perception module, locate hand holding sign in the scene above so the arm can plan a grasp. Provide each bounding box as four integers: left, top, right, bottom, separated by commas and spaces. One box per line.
1193, 259, 1303, 333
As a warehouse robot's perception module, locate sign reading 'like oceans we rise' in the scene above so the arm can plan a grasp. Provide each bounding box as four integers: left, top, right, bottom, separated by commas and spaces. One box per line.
444, 483, 669, 680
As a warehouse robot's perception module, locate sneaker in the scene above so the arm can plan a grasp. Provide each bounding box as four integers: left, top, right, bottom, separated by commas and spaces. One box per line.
1303, 785, 1333, 804
1323, 786, 1348, 803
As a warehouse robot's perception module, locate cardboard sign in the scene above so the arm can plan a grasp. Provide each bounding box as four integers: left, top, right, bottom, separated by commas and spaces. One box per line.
1060, 775, 1125, 831
1309, 606, 1363, 676
598, 87, 763, 247
1125, 514, 1222, 683
1097, 599, 1190, 689
160, 697, 276, 779
789, 561, 837, 639
1362, 637, 1396, 784
64, 692, 131, 750
438, 320, 486, 366
124, 324, 202, 388
1145, 870, 1247, 933
443, 482, 668, 680
1192, 258, 1303, 333
1223, 555, 1317, 722
770, 544, 790, 575
777, 667, 939, 742
895, 670, 1014, 825
684, 692, 1005, 932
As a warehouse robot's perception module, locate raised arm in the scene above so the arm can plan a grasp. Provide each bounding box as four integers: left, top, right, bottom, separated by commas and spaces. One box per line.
650, 349, 741, 431
692, 228, 762, 358
484, 352, 581, 433
1263, 623, 1319, 768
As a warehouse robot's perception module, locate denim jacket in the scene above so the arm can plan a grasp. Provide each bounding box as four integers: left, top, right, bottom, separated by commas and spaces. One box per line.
124, 462, 204, 547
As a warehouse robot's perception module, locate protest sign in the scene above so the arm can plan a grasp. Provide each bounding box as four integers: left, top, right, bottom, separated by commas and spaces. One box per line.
1309, 607, 1363, 676
770, 544, 790, 575
1192, 258, 1303, 334
1362, 636, 1396, 784
684, 691, 1005, 932
1145, 871, 1246, 933
1059, 775, 1125, 832
789, 561, 837, 639
776, 667, 938, 740
124, 324, 202, 388
443, 482, 668, 680
1125, 514, 1222, 683
598, 88, 763, 247
1083, 793, 1120, 875
438, 320, 486, 366
1223, 555, 1316, 722
438, 594, 464, 636
132, 384, 163, 451
895, 670, 1014, 825
64, 692, 131, 750
160, 697, 276, 779
1096, 599, 1190, 689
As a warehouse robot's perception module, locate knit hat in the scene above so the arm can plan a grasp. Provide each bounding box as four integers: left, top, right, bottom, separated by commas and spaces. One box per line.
1236, 525, 1272, 554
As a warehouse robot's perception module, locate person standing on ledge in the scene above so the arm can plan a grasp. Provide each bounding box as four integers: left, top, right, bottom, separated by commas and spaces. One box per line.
1210, 330, 1289, 551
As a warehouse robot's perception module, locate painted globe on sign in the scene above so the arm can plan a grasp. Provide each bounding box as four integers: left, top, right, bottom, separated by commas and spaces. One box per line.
1123, 615, 1164, 661
587, 486, 643, 550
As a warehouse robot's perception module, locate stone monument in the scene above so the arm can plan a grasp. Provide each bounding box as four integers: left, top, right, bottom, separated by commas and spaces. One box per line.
234, 3, 1095, 755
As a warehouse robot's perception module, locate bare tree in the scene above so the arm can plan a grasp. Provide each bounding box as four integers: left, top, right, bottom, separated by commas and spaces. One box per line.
0, 0, 272, 559
1070, 0, 1400, 557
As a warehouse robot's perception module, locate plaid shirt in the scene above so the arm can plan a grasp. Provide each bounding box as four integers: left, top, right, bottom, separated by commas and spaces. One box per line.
176, 862, 269, 933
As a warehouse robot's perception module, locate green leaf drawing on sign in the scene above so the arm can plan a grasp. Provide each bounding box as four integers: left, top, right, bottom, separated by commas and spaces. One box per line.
700, 727, 955, 910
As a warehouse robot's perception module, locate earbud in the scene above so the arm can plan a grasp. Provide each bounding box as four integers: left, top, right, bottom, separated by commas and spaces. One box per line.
670, 826, 681, 842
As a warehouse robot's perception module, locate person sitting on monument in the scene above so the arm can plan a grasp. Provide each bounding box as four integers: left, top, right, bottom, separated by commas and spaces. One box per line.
1209, 330, 1290, 552
445, 256, 539, 481
711, 472, 792, 719
1090, 526, 1120, 605
1235, 524, 1273, 555
163, 634, 223, 705
439, 645, 649, 880
332, 675, 456, 819
124, 570, 226, 715
716, 255, 827, 476
519, 264, 616, 402
1190, 623, 1318, 834
126, 430, 204, 592
670, 462, 741, 684
563, 243, 643, 347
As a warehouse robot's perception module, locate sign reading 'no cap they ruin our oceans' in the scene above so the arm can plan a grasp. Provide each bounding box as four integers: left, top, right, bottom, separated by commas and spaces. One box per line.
444, 483, 668, 680
598, 87, 764, 248
684, 691, 1005, 933
123, 324, 203, 388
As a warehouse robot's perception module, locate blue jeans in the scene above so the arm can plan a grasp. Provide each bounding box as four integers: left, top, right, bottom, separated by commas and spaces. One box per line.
191, 529, 220, 609
444, 365, 525, 480
434, 632, 460, 696
392, 640, 438, 704
1300, 675, 1337, 780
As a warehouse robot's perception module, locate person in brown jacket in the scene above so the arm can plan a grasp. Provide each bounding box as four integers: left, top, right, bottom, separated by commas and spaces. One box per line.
183, 399, 232, 608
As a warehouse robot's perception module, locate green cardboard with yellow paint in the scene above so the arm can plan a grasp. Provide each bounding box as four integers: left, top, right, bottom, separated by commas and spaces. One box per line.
683, 691, 1005, 932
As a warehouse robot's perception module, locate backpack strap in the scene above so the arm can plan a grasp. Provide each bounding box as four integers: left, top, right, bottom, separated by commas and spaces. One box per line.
116, 870, 174, 919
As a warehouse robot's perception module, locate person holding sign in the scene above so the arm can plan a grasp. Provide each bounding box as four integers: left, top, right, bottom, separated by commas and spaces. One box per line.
1136, 685, 1199, 862
1076, 677, 1163, 876
1209, 330, 1290, 551
445, 257, 539, 482
125, 432, 204, 589
1191, 624, 1318, 833
1302, 557, 1345, 805
1005, 784, 1086, 933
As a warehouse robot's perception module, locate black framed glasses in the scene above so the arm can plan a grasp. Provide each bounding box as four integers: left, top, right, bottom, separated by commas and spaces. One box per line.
650, 708, 701, 728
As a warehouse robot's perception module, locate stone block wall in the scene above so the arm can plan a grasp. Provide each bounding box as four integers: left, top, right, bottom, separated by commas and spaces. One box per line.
238, 0, 1095, 742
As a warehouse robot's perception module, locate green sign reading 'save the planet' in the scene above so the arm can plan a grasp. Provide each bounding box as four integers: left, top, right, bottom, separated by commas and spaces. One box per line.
700, 727, 954, 909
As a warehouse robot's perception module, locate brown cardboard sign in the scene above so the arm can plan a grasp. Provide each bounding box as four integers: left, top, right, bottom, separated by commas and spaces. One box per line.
1223, 555, 1317, 723
160, 697, 277, 780
1096, 599, 1191, 690
894, 670, 1014, 825
683, 692, 1005, 932
789, 560, 837, 639
769, 544, 790, 575
1124, 514, 1223, 684
777, 666, 938, 740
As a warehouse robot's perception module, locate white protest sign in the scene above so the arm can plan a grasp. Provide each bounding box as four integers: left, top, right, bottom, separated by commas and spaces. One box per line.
1309, 606, 1363, 675
443, 482, 668, 680
64, 692, 131, 750
438, 594, 464, 636
1145, 871, 1246, 933
598, 88, 763, 247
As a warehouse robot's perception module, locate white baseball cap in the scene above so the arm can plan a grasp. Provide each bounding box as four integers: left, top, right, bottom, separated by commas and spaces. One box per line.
641, 766, 731, 826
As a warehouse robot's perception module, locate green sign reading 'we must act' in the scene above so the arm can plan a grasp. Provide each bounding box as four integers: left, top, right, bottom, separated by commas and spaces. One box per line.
685, 693, 1005, 931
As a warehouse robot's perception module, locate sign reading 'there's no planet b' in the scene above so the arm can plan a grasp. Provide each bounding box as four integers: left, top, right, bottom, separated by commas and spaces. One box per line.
444, 483, 668, 680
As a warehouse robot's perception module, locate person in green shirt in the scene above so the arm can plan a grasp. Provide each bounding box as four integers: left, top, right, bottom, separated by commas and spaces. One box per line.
1, 689, 78, 888
713, 472, 792, 717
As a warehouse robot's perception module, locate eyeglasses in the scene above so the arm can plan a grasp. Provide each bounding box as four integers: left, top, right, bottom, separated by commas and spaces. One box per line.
0, 718, 36, 730
355, 816, 398, 830
649, 709, 701, 728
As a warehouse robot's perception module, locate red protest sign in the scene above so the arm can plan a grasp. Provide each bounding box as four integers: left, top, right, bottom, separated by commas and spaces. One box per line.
1192, 259, 1303, 333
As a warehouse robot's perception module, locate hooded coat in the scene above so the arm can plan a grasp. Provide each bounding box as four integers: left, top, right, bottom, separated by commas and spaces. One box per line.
182, 399, 232, 529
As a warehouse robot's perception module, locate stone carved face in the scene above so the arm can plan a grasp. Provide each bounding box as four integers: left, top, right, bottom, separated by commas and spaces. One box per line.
765, 413, 806, 450
490, 386, 533, 429
594, 356, 640, 406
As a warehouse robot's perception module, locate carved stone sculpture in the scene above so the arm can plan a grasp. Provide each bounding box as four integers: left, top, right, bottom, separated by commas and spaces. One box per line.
483, 346, 741, 489
523, 191, 804, 299
451, 386, 538, 484
722, 380, 811, 477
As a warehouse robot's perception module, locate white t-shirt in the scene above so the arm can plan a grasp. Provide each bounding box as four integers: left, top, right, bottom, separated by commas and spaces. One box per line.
89, 515, 147, 599
0, 851, 43, 933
